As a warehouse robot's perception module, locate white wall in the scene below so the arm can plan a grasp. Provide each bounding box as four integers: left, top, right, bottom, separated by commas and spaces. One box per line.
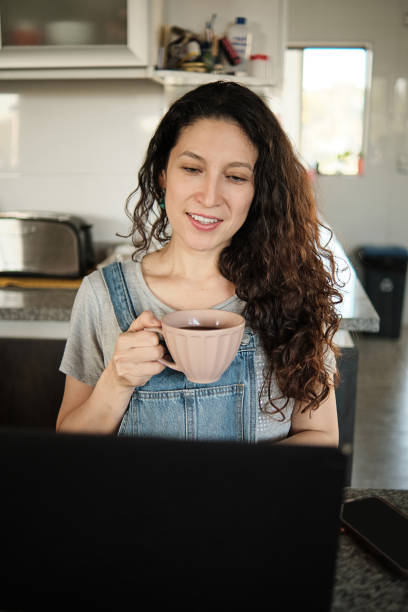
0, 0, 407, 321
287, 0, 408, 323
0, 79, 164, 253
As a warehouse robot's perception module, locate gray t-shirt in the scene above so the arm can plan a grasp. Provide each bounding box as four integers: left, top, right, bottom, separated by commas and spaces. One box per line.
60, 260, 333, 442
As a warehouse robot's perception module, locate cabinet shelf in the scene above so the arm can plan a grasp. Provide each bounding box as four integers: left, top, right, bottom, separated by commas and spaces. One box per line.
0, 66, 275, 85
148, 68, 275, 88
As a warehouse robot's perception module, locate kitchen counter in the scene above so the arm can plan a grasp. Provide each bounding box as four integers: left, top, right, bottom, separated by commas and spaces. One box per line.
324, 226, 379, 333
0, 231, 379, 336
0, 287, 75, 322
333, 488, 407, 611
0, 288, 74, 338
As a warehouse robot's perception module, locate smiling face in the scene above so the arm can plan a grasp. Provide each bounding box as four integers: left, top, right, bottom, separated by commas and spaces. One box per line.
160, 118, 258, 257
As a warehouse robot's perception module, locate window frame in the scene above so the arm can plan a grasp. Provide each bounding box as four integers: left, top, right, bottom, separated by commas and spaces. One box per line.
285, 42, 373, 177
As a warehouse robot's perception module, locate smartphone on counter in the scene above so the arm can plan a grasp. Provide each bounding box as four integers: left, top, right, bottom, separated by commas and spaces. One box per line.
340, 496, 408, 578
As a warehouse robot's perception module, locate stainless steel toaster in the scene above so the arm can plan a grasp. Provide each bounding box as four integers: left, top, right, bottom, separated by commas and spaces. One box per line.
0, 211, 95, 278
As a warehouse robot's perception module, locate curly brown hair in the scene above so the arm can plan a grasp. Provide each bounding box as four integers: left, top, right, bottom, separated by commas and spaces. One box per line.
122, 81, 343, 416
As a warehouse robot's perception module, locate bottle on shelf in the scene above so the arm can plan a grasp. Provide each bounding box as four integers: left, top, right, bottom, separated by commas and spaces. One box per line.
227, 17, 252, 64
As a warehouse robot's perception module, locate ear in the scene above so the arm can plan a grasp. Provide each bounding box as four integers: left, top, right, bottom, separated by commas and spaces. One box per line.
159, 169, 167, 191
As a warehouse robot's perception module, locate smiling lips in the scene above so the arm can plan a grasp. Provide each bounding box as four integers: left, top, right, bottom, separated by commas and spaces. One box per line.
186, 212, 223, 231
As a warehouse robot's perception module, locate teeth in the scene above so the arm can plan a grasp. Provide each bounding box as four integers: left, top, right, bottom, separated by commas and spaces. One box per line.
189, 213, 220, 224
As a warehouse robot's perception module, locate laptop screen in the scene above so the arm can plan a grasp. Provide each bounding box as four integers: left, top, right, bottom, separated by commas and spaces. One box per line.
0, 429, 345, 610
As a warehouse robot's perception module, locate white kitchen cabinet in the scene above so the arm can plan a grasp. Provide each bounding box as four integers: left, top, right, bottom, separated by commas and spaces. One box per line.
0, 0, 148, 73
0, 0, 286, 87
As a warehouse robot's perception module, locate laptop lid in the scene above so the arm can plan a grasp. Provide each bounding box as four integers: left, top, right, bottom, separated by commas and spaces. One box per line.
0, 429, 346, 610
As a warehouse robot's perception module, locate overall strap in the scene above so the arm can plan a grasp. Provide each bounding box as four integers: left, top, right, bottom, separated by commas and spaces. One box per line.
101, 262, 137, 332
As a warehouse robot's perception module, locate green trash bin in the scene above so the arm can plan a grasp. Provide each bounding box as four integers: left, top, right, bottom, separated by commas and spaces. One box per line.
358, 246, 408, 338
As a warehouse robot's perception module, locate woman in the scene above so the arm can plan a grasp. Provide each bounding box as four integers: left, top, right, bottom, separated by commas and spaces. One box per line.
57, 81, 342, 445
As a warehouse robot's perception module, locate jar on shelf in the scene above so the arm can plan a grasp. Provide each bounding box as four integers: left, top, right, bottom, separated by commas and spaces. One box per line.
249, 54, 270, 80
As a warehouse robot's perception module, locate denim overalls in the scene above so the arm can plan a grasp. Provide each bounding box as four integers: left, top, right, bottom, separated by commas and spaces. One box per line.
102, 262, 257, 442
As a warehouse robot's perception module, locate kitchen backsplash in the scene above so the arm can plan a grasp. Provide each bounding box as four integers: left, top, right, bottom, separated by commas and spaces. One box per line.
0, 79, 164, 250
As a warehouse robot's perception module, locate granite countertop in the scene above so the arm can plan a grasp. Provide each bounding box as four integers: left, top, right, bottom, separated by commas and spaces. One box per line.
0, 232, 380, 332
0, 287, 76, 322
332, 488, 408, 611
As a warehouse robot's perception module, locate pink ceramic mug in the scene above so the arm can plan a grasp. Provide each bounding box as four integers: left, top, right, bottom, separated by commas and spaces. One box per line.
148, 309, 245, 383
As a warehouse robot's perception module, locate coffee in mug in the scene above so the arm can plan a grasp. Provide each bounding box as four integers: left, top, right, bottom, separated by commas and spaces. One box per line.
147, 309, 245, 383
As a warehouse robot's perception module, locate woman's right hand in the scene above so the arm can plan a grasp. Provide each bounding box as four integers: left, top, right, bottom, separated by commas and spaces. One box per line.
108, 310, 166, 389
57, 311, 166, 434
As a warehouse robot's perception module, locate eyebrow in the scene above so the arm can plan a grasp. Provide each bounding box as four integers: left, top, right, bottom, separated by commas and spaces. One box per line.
178, 151, 253, 171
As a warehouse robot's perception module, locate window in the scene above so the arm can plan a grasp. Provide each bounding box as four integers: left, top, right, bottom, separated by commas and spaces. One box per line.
281, 47, 370, 176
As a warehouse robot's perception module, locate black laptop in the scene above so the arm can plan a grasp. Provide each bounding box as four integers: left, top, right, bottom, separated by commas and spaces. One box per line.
0, 429, 346, 610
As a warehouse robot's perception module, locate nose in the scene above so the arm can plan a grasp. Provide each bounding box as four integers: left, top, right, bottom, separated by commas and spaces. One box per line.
197, 173, 222, 208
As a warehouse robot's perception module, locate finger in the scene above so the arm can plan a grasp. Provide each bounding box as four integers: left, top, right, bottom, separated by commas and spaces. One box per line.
128, 310, 161, 333
120, 344, 165, 363
145, 361, 166, 377
118, 329, 163, 351
115, 357, 166, 383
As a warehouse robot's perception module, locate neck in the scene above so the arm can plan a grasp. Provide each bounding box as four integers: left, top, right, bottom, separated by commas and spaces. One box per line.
156, 240, 223, 283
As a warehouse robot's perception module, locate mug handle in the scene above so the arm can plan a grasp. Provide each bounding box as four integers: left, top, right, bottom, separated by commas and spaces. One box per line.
144, 327, 183, 373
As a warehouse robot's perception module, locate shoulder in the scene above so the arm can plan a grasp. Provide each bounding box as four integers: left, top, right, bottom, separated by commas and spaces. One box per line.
87, 260, 142, 293
120, 258, 143, 280
69, 267, 122, 343
99, 259, 143, 282
79, 268, 109, 304
72, 266, 117, 320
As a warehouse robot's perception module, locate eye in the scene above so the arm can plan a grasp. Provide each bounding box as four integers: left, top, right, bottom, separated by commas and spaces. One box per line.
183, 166, 201, 174
228, 175, 247, 183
